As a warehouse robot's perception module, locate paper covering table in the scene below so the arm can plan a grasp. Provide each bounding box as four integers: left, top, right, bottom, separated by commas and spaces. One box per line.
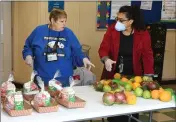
1, 86, 175, 122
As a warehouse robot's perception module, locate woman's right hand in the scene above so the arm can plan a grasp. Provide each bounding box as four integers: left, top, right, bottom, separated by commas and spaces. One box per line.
105, 59, 116, 72
25, 55, 33, 67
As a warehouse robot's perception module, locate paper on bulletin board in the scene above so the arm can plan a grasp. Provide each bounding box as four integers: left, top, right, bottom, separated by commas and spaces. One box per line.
48, 1, 64, 12
161, 0, 176, 22
110, 1, 131, 20
140, 1, 153, 10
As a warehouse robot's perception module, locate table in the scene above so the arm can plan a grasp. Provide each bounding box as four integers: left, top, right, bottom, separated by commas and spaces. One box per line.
1, 86, 175, 122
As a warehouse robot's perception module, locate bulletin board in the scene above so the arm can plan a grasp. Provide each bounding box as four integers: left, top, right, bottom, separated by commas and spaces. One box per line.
96, 1, 176, 30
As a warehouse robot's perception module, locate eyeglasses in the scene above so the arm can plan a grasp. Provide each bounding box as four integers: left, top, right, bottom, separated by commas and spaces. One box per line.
115, 17, 129, 23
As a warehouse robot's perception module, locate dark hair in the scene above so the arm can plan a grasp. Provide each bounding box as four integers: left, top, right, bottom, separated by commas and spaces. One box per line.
49, 8, 67, 22
119, 5, 146, 31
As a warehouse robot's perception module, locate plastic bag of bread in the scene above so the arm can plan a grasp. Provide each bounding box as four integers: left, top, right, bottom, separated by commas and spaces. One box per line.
33, 83, 51, 107
5, 91, 24, 110
33, 91, 51, 107
1, 73, 16, 99
23, 71, 39, 94
48, 70, 63, 92
60, 76, 76, 102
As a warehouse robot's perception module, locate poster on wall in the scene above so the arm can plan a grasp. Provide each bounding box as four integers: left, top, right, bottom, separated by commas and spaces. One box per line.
96, 1, 111, 29
161, 0, 176, 22
110, 1, 131, 20
48, 1, 64, 12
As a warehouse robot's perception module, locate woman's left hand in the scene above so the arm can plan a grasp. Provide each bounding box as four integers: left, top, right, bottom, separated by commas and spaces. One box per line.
83, 58, 95, 70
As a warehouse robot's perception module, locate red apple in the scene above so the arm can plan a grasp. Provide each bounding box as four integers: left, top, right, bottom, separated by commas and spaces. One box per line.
102, 92, 115, 106
114, 91, 127, 104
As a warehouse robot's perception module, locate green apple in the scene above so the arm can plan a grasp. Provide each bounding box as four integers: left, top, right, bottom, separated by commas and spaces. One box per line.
134, 87, 143, 97
103, 85, 111, 92
125, 83, 132, 91
94, 82, 103, 91
114, 88, 122, 92
143, 90, 151, 99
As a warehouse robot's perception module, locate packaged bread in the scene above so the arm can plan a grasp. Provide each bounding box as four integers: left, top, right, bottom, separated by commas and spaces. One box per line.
5, 91, 24, 110
48, 70, 63, 91
34, 90, 51, 107
60, 77, 76, 102
1, 73, 16, 98
23, 71, 39, 94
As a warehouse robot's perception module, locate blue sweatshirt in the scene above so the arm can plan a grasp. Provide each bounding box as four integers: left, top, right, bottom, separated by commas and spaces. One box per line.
22, 24, 85, 86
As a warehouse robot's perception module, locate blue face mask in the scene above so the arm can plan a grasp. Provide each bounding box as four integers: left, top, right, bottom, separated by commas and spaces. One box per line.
115, 21, 126, 31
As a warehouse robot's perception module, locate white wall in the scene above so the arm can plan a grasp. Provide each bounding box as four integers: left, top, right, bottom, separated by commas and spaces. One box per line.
0, 2, 12, 84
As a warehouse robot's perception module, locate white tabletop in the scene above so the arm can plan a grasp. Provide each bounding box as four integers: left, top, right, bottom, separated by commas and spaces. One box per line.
1, 86, 175, 122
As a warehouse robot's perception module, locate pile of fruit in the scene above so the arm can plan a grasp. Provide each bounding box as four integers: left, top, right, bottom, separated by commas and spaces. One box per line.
94, 73, 175, 106
102, 91, 137, 106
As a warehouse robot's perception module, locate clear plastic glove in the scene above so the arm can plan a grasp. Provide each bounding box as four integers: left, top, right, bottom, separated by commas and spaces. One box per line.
105, 59, 116, 72
25, 55, 33, 67
83, 58, 95, 70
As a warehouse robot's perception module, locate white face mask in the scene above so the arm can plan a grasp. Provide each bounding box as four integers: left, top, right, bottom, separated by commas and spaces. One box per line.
115, 21, 126, 31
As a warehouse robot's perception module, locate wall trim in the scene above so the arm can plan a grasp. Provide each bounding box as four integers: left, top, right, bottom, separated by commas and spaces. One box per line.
160, 80, 176, 85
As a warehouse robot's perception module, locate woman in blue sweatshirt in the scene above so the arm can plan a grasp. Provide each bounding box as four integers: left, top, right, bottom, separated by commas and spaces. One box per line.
22, 9, 94, 87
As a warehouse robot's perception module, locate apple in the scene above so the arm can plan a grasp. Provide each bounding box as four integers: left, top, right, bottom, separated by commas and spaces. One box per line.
102, 92, 115, 105
143, 90, 151, 99
124, 83, 132, 91
94, 82, 103, 91
109, 82, 118, 91
103, 85, 111, 92
147, 81, 159, 90
134, 87, 143, 97
114, 91, 127, 104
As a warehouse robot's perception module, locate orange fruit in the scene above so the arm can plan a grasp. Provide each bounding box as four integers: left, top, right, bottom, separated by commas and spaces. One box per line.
121, 77, 129, 82
151, 90, 160, 99
127, 94, 137, 105
100, 80, 106, 84
114, 73, 121, 79
159, 91, 172, 102
132, 82, 141, 90
159, 87, 164, 94
134, 76, 142, 83
103, 80, 111, 85
124, 91, 133, 97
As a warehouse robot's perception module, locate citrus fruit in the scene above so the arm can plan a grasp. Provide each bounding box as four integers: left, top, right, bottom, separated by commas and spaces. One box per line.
159, 91, 172, 102
151, 90, 160, 99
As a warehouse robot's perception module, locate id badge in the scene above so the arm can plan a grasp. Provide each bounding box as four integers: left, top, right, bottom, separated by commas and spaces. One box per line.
119, 63, 124, 73
46, 53, 58, 62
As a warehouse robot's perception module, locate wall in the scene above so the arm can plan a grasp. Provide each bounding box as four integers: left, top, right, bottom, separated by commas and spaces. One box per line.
12, 2, 41, 83
0, 2, 12, 83
162, 30, 176, 81
12, 1, 176, 84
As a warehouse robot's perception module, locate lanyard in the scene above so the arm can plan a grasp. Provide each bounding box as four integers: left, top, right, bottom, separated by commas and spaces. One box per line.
119, 56, 124, 73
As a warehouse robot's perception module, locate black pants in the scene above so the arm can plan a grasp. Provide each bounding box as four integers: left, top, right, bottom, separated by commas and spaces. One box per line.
107, 113, 139, 122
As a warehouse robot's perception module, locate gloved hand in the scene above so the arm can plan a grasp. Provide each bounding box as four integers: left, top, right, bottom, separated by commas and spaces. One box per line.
105, 59, 116, 72
83, 58, 95, 70
25, 55, 33, 67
